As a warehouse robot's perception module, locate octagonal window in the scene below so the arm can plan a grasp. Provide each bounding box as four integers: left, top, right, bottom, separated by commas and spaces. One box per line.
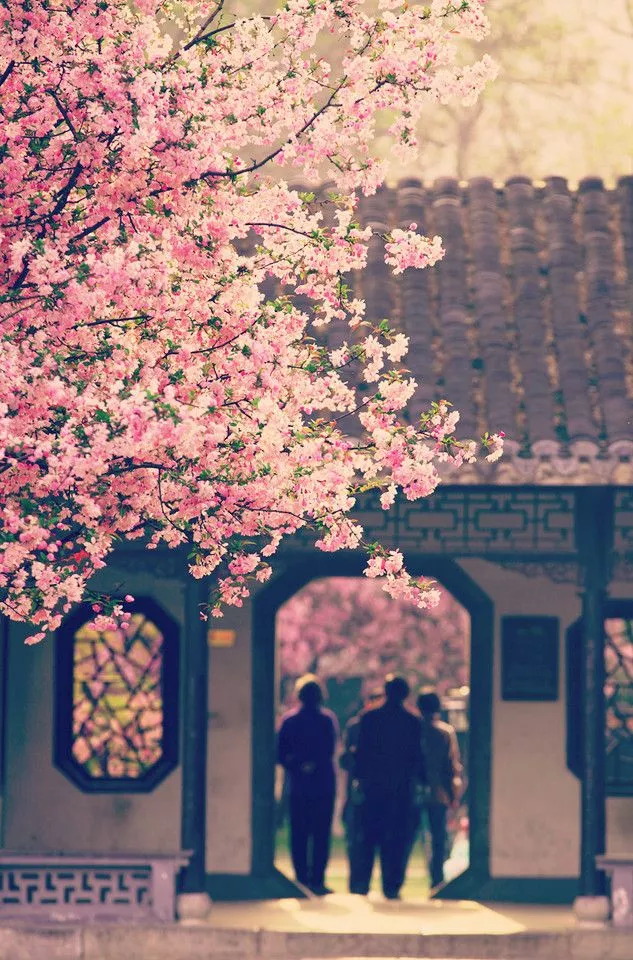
567, 601, 633, 796
604, 616, 633, 791
55, 597, 179, 793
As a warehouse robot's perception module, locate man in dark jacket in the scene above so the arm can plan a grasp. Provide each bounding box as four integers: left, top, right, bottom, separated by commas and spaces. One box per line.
277, 674, 339, 895
340, 688, 384, 829
352, 674, 426, 899
339, 688, 383, 890
417, 689, 463, 889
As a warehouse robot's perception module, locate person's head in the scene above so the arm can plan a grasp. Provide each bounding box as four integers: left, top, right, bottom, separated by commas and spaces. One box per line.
418, 688, 441, 717
364, 687, 383, 709
295, 673, 324, 708
384, 673, 410, 705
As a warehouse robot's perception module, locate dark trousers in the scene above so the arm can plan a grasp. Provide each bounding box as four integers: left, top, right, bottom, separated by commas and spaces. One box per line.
422, 802, 448, 887
344, 796, 367, 894
289, 790, 335, 888
353, 789, 414, 897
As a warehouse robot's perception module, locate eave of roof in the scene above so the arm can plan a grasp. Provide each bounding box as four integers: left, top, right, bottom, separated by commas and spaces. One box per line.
343, 175, 633, 485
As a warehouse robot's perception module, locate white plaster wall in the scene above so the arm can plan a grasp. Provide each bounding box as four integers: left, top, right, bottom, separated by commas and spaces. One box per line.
608, 796, 633, 853
206, 599, 253, 874
206, 558, 303, 875
3, 570, 183, 854
459, 559, 633, 878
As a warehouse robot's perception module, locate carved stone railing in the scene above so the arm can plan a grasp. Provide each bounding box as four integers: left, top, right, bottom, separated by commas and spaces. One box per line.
0, 852, 190, 922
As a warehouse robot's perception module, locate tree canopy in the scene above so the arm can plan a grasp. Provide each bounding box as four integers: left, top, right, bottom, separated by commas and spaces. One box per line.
0, 0, 502, 641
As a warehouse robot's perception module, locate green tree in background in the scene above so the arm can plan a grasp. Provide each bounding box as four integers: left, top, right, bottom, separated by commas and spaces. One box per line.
228, 0, 633, 184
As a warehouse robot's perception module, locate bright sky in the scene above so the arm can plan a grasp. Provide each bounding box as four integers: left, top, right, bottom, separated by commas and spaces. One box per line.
376, 0, 633, 185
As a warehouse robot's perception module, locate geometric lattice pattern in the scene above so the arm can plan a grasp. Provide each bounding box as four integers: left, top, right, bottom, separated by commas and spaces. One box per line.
72, 613, 164, 779
397, 488, 576, 554
0, 865, 151, 909
292, 487, 578, 556
604, 618, 633, 793
0, 853, 188, 922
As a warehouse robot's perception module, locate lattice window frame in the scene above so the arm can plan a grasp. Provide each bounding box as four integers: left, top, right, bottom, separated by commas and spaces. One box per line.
54, 597, 180, 793
567, 599, 633, 797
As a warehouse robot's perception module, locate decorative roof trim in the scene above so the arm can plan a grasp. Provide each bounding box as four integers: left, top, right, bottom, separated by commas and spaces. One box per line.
439, 440, 633, 486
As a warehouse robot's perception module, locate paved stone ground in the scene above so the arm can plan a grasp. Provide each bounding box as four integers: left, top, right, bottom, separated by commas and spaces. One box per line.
2, 922, 632, 960
1, 893, 630, 960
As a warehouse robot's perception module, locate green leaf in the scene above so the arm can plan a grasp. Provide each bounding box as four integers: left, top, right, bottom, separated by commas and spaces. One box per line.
76, 262, 90, 283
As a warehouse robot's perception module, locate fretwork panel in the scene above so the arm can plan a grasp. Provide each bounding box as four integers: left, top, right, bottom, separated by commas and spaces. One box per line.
353, 489, 398, 545
288, 488, 399, 550
289, 488, 578, 556
0, 865, 151, 913
398, 488, 576, 554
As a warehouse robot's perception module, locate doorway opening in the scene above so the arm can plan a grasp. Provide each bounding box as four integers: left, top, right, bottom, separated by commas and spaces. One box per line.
273, 575, 471, 897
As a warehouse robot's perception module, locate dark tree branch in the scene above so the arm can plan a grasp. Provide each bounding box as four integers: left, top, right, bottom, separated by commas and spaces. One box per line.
46, 88, 78, 139
9, 259, 31, 292
198, 82, 346, 182
69, 216, 110, 244
246, 222, 317, 239
0, 60, 15, 89
186, 15, 273, 50
183, 0, 226, 51
51, 162, 83, 217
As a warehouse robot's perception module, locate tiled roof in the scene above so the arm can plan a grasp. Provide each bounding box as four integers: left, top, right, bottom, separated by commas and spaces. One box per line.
339, 176, 633, 485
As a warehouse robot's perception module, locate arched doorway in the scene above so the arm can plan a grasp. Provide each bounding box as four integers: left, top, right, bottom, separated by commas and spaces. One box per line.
251, 553, 493, 898
274, 575, 471, 894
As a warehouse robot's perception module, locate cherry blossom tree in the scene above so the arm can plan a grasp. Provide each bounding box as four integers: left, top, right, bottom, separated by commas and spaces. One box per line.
0, 0, 502, 642
277, 576, 469, 698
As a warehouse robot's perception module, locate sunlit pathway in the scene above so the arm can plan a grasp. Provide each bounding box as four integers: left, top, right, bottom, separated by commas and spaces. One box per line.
275, 824, 470, 899
207, 893, 572, 936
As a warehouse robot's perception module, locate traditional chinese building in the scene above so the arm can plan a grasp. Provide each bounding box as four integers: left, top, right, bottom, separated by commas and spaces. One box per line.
1, 175, 632, 921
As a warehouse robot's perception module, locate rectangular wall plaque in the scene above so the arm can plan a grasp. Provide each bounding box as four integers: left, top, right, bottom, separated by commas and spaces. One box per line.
501, 616, 559, 701
208, 629, 236, 648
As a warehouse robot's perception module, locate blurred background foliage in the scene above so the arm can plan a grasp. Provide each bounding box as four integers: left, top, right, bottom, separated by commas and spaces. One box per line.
221, 0, 633, 184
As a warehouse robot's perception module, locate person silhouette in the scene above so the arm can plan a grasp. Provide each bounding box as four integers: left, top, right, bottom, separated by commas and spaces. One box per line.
339, 688, 384, 891
352, 674, 426, 899
417, 689, 463, 889
277, 674, 339, 895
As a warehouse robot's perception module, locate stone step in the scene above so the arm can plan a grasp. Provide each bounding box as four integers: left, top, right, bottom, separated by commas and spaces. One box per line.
1, 926, 631, 960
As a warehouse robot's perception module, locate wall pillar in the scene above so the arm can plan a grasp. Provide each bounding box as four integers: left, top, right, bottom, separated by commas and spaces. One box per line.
178, 577, 212, 917
574, 488, 614, 910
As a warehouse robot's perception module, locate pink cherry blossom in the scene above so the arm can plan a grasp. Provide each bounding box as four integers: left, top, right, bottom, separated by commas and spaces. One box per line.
277, 577, 470, 696
384, 231, 445, 275
0, 0, 501, 639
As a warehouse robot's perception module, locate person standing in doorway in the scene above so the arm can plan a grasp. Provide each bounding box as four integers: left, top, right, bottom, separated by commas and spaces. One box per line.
417, 689, 463, 890
277, 674, 339, 895
353, 674, 426, 899
339, 687, 383, 890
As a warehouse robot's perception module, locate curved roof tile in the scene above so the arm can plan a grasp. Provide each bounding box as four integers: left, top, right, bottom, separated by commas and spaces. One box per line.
345, 177, 633, 484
